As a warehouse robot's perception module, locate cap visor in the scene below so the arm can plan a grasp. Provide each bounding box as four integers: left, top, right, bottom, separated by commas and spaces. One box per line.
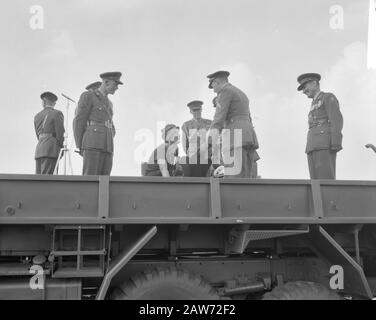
297, 80, 309, 91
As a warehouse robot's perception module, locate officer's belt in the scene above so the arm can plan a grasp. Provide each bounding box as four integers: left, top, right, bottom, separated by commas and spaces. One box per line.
309, 119, 329, 129
88, 120, 113, 129
39, 133, 54, 139
225, 115, 251, 126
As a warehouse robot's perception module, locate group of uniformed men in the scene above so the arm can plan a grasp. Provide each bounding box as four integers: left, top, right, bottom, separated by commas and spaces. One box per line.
34, 70, 368, 180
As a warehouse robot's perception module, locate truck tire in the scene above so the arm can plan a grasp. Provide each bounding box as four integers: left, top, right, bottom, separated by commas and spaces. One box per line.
263, 281, 341, 300
111, 268, 220, 300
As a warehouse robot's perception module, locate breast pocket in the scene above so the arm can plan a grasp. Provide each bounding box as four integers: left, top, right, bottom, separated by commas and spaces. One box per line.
91, 105, 107, 120
82, 126, 107, 150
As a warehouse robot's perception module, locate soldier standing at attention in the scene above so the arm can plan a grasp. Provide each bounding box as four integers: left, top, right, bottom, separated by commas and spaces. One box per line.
182, 101, 212, 157
34, 92, 65, 174
203, 71, 259, 178
181, 101, 212, 177
297, 73, 343, 180
73, 72, 123, 176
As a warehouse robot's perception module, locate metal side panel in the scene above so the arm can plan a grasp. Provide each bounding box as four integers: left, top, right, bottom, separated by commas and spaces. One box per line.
220, 181, 313, 218
0, 279, 81, 300
109, 179, 211, 219
0, 175, 376, 224
308, 225, 373, 299
0, 176, 99, 219
320, 182, 376, 219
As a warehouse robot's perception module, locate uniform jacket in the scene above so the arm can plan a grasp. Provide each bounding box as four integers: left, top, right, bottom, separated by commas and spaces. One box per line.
182, 118, 212, 156
211, 83, 259, 152
73, 90, 116, 153
306, 92, 343, 154
34, 107, 64, 159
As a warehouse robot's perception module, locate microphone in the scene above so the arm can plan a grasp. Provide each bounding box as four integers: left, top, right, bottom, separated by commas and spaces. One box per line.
61, 93, 76, 103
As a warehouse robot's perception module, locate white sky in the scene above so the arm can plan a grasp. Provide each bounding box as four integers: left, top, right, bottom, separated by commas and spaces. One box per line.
0, 0, 375, 179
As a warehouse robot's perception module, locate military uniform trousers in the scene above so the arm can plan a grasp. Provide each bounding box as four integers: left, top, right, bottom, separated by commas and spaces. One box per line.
35, 157, 58, 175
307, 150, 337, 180
83, 150, 113, 176
223, 146, 257, 179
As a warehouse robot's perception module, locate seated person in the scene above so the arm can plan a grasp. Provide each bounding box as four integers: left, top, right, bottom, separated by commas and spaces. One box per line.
145, 124, 182, 177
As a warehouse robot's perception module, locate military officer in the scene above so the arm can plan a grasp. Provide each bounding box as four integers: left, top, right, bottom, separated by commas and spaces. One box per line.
204, 71, 259, 178
34, 92, 65, 174
73, 72, 123, 176
182, 101, 212, 156
86, 81, 102, 91
297, 73, 343, 180
181, 101, 212, 177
